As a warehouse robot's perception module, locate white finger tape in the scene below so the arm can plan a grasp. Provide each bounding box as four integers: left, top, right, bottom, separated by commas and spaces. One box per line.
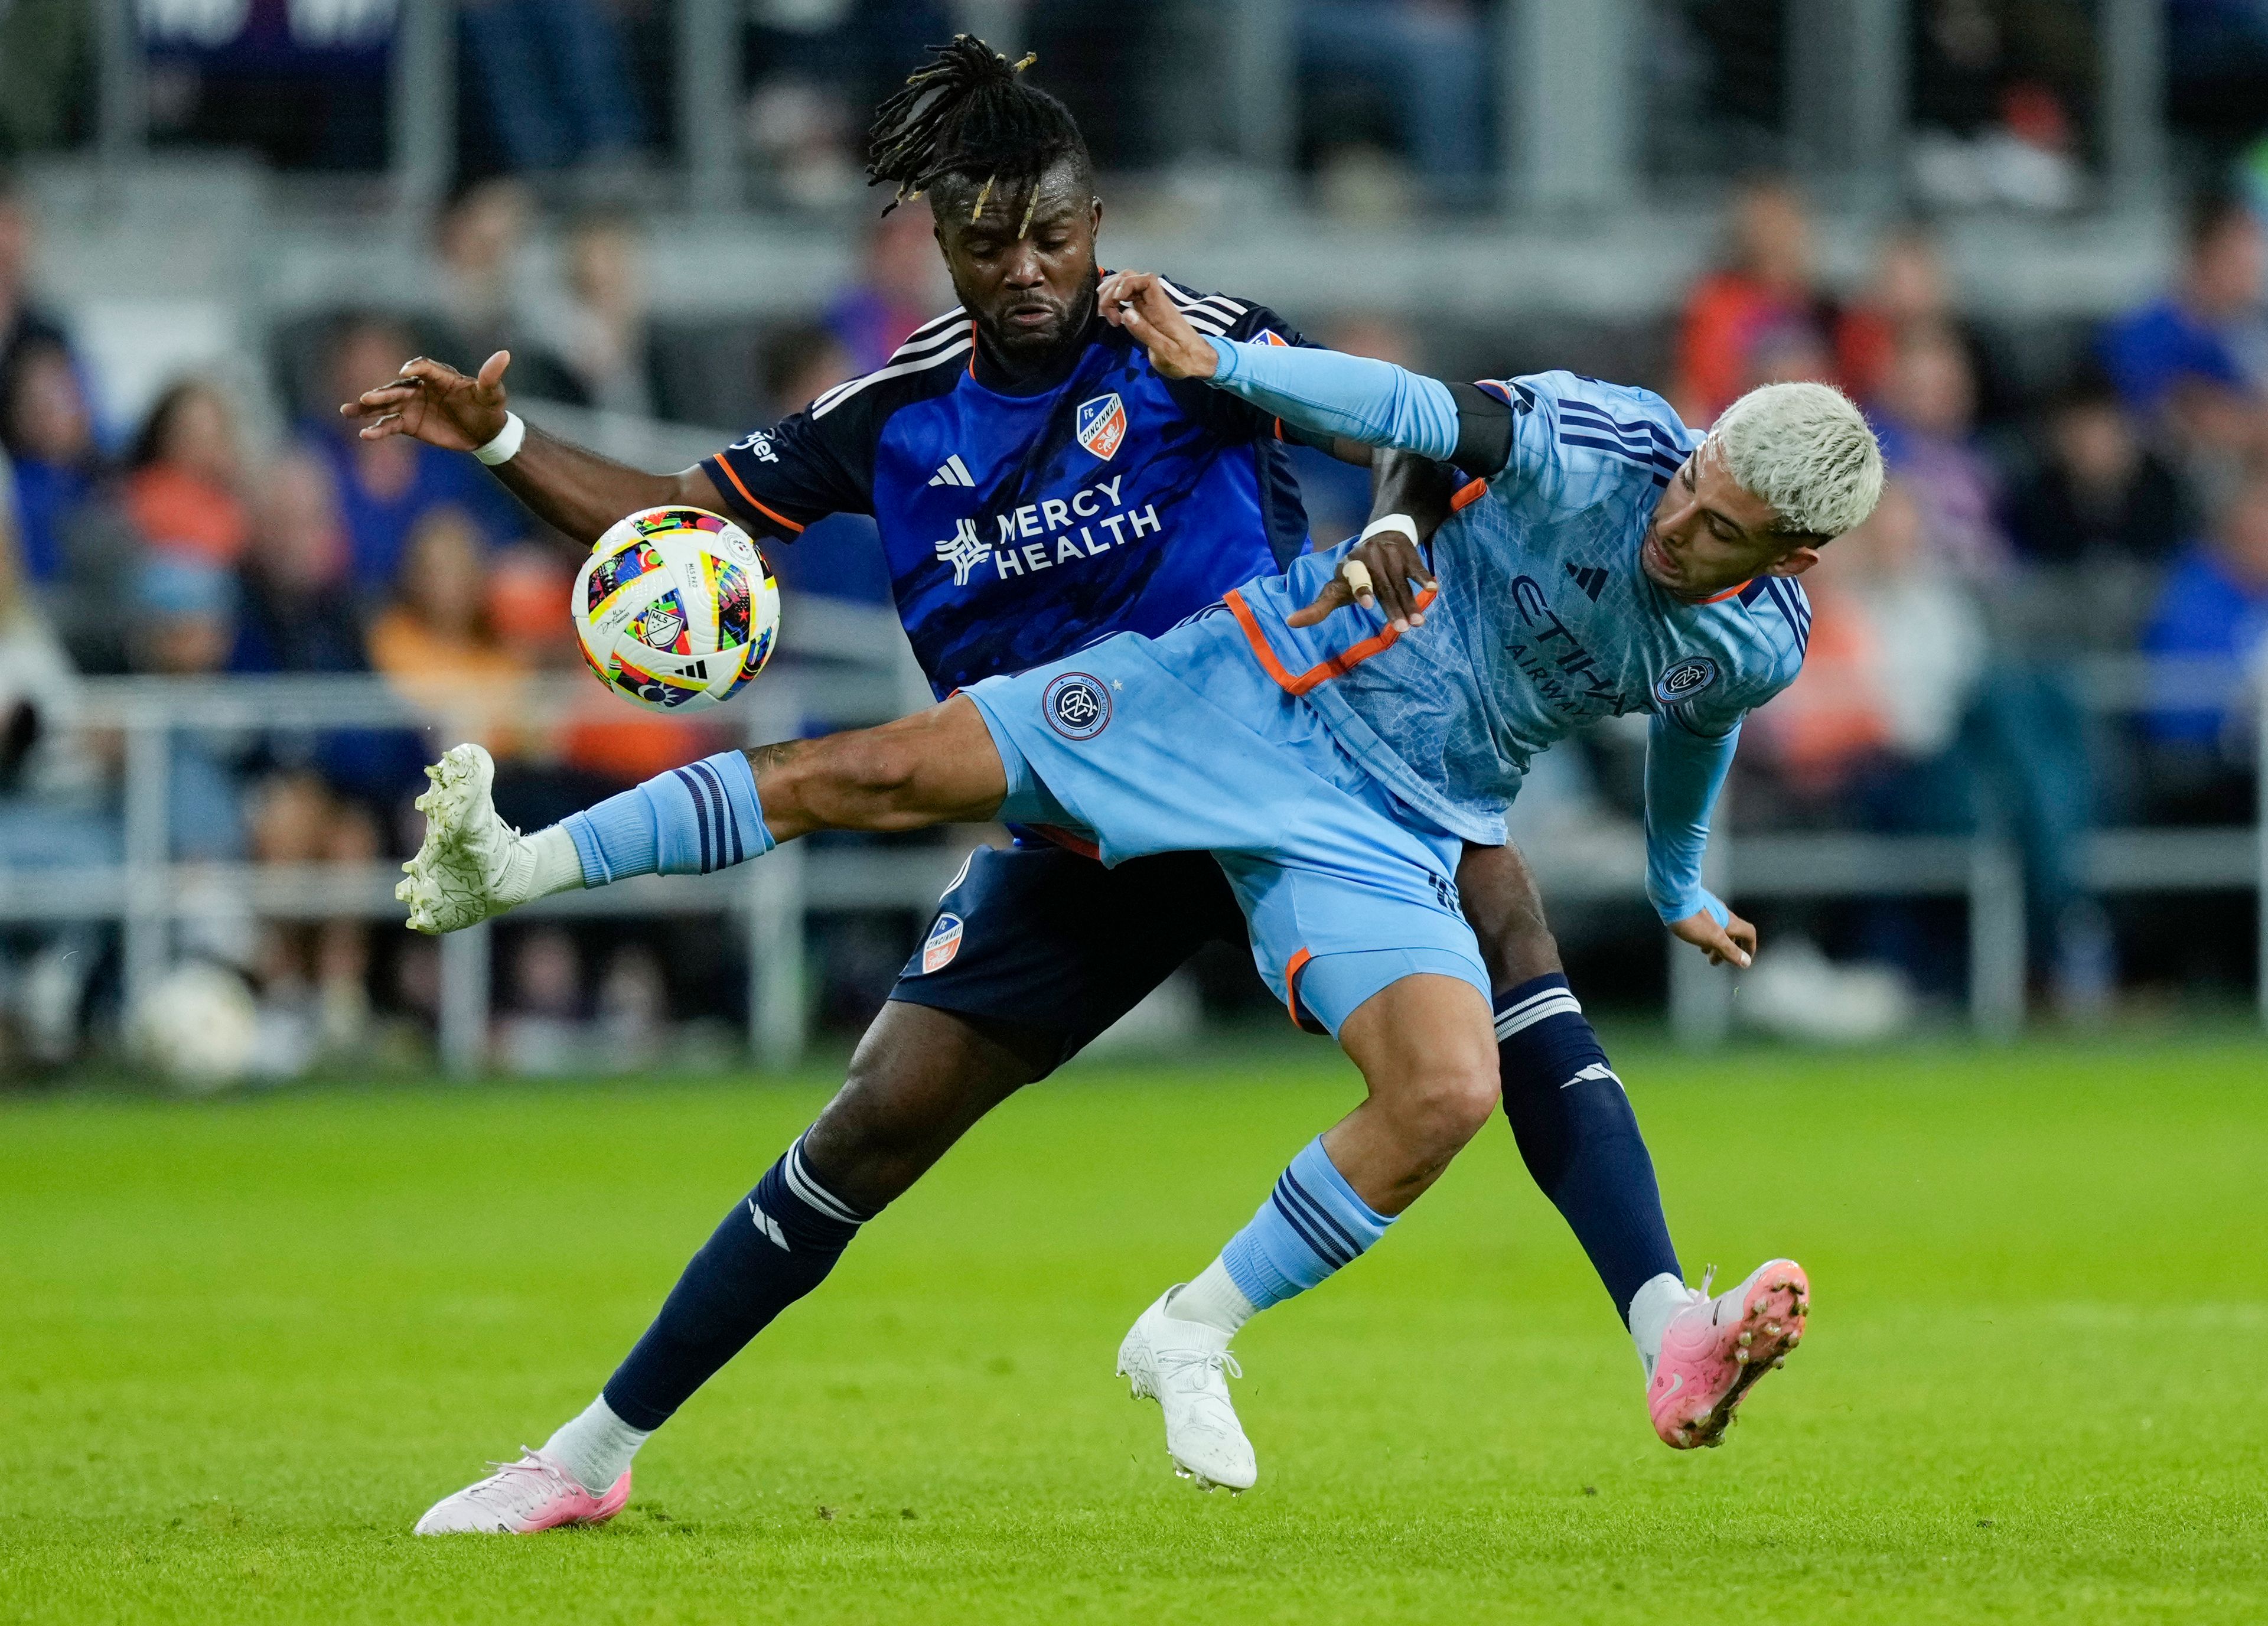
1340, 559, 1376, 598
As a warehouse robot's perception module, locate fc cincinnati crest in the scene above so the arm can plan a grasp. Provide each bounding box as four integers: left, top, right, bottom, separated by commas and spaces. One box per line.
920, 913, 963, 974
1075, 393, 1126, 461
1654, 656, 1719, 706
1043, 672, 1112, 740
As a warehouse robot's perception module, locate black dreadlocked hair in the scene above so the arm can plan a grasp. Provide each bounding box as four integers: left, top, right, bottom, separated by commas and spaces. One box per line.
865, 35, 1091, 230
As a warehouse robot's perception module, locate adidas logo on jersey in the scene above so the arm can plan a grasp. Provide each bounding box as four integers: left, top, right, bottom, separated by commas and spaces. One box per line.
928, 454, 976, 488
1565, 562, 1609, 601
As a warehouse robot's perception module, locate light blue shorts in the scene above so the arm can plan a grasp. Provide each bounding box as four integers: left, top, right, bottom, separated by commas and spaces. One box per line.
961, 607, 1488, 1036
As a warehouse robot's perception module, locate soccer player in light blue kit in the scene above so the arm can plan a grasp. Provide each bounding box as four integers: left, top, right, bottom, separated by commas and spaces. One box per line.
399, 273, 1881, 1490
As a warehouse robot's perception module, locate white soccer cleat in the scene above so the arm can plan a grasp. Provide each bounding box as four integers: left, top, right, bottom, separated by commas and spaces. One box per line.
1117, 1286, 1259, 1493
397, 743, 533, 934
412, 1448, 631, 1534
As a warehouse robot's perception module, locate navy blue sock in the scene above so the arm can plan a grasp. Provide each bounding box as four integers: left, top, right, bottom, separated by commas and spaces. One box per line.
1495, 973, 1680, 1324
602, 1133, 875, 1431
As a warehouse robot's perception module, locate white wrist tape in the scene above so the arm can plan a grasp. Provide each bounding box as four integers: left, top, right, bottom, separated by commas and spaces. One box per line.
1359, 512, 1419, 547
472, 411, 526, 466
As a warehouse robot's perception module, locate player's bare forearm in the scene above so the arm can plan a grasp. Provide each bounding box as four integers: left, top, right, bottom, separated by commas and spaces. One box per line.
1287, 449, 1452, 633
491, 424, 722, 546
745, 698, 1008, 842
1371, 449, 1456, 541
340, 348, 724, 545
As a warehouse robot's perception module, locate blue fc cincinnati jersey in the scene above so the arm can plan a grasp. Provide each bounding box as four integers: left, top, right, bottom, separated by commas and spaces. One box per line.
700, 281, 1318, 697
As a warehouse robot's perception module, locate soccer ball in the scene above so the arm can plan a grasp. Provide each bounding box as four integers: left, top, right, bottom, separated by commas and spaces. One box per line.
572, 507, 782, 711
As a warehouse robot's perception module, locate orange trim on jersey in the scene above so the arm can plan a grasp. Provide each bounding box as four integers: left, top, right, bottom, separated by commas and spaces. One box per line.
1449, 477, 1488, 512
1224, 584, 1440, 698
966, 320, 978, 378
710, 455, 806, 536
1696, 579, 1751, 604
1273, 416, 1285, 441
1283, 947, 1315, 1028
1028, 824, 1101, 862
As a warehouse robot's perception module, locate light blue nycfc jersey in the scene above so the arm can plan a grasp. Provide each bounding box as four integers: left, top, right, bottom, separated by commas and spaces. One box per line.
1210, 359, 1813, 920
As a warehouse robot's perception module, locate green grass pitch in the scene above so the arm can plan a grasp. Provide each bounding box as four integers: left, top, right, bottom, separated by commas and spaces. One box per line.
4, 1035, 2264, 1624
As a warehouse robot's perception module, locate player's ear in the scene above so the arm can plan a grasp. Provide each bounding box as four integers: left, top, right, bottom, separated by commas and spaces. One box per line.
1766, 542, 1823, 579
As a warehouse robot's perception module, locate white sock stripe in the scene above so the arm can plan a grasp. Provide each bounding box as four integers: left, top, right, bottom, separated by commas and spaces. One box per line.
1496, 983, 1585, 1022
1495, 994, 1583, 1038
784, 1139, 865, 1226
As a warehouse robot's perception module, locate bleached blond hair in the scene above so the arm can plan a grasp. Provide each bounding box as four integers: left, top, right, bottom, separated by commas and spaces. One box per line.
1708, 381, 1884, 540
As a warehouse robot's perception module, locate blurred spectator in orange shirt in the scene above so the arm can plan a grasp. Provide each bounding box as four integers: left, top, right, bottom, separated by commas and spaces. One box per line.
1673, 177, 1838, 423
368, 506, 527, 746
123, 380, 249, 570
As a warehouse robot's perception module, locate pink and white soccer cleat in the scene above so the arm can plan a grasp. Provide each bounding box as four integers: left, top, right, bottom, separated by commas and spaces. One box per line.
1647, 1259, 1809, 1449
412, 1449, 631, 1535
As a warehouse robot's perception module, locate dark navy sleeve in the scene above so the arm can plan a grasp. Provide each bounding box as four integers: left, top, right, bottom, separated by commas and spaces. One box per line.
1149, 285, 1329, 449
1217, 301, 1335, 447
698, 406, 874, 543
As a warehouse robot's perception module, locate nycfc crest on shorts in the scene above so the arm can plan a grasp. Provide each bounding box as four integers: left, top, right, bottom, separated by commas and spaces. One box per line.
1043, 672, 1112, 740
1076, 393, 1126, 461
1654, 656, 1719, 706
920, 913, 964, 973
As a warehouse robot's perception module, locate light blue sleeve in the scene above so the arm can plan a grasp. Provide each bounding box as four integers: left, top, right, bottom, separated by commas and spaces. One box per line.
1643, 713, 1738, 926
1204, 335, 1461, 458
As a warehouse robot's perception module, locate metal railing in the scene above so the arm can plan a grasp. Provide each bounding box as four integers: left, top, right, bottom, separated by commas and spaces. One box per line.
4, 657, 2262, 1068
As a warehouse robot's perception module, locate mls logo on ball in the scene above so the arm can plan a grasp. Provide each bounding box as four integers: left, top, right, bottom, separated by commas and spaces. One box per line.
1043, 672, 1112, 740
1075, 393, 1126, 461
920, 913, 964, 973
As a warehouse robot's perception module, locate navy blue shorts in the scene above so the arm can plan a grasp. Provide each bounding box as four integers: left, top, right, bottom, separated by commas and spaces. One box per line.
887, 843, 1248, 1071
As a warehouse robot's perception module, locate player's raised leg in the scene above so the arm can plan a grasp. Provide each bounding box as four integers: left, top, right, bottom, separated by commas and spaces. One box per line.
415, 999, 1058, 1533
396, 696, 1011, 934
1122, 969, 1500, 1491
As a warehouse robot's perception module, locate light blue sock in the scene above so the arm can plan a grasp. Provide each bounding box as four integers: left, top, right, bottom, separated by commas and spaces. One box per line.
1218, 1138, 1394, 1311
561, 751, 775, 885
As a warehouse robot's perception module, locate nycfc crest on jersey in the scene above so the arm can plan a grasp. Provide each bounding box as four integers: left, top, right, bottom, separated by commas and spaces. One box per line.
1076, 393, 1126, 460
1654, 656, 1719, 706
1044, 672, 1112, 740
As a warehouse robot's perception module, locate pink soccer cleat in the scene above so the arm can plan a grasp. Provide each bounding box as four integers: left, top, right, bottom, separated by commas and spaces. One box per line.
412, 1449, 631, 1535
1647, 1259, 1809, 1450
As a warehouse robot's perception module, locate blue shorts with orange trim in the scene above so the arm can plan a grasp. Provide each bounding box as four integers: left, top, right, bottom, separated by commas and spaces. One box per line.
959, 605, 1488, 1036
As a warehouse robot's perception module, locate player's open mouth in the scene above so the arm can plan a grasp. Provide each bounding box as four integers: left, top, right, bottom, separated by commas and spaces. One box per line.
1641, 530, 1677, 586
1006, 305, 1057, 328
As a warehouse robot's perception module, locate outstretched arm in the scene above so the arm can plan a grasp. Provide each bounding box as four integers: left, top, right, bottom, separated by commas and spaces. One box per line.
1644, 715, 1756, 968
341, 350, 723, 545
1099, 271, 1514, 473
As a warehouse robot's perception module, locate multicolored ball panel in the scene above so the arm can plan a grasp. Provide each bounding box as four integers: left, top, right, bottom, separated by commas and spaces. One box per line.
571, 506, 783, 713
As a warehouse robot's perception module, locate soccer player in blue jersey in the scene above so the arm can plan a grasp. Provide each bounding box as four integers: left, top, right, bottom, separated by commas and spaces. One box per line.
395, 307, 1879, 1514
368, 40, 1777, 1533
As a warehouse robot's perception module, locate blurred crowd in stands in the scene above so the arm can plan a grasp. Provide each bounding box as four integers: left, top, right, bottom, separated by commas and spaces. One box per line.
11, 2, 2268, 214
8, 125, 2268, 1068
